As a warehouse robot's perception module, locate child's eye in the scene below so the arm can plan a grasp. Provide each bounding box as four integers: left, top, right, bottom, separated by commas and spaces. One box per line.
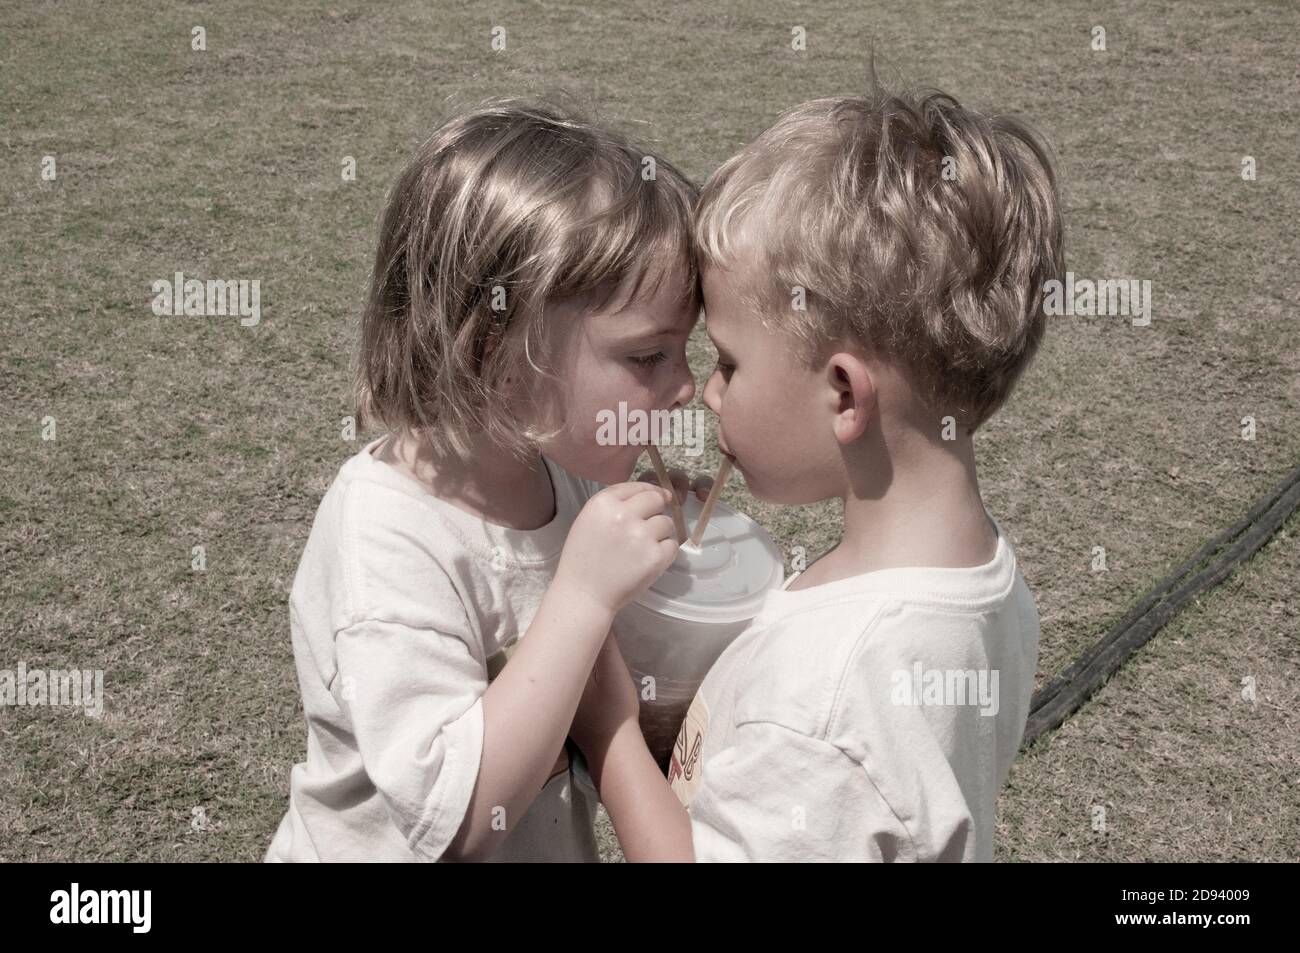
715, 360, 735, 381
629, 352, 668, 369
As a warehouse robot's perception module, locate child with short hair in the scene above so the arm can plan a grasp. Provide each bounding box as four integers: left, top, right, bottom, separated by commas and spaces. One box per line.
573, 86, 1063, 862
266, 99, 702, 862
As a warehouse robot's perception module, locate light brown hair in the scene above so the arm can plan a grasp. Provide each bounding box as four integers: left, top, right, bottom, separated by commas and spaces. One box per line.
695, 85, 1064, 431
355, 98, 699, 457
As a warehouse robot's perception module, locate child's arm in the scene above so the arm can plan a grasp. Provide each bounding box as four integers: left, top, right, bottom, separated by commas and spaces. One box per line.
445, 482, 678, 862
570, 634, 695, 862
588, 720, 695, 862
443, 581, 610, 861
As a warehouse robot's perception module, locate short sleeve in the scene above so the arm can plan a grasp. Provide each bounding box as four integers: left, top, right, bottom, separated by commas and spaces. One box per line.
687, 721, 916, 862
335, 618, 487, 862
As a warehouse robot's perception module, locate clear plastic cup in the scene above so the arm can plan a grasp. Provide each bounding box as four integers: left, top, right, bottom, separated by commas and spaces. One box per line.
613, 493, 784, 770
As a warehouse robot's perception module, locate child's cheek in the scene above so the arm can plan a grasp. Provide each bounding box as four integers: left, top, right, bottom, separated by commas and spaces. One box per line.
727, 385, 752, 444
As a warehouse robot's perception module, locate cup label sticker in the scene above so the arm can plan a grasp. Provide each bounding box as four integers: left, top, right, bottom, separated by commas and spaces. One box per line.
667, 691, 710, 807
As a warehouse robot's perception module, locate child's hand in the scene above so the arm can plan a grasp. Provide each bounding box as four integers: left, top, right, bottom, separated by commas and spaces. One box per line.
554, 483, 679, 616
635, 466, 713, 504
570, 630, 640, 764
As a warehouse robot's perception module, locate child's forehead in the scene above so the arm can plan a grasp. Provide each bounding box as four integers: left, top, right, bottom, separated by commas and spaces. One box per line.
589, 276, 699, 340
699, 297, 742, 353
614, 254, 700, 318
701, 241, 769, 289
701, 261, 763, 323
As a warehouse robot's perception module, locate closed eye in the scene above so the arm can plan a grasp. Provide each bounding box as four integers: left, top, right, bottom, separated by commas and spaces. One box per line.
629, 352, 668, 369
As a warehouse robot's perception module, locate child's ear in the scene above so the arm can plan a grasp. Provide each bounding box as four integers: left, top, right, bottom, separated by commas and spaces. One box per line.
826, 351, 875, 445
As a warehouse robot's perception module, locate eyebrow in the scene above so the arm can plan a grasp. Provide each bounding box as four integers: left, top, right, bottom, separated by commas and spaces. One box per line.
608, 303, 697, 346
705, 323, 734, 360
607, 324, 678, 348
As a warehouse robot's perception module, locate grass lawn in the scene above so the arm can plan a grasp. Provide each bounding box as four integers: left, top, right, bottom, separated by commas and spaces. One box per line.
2, 0, 1296, 861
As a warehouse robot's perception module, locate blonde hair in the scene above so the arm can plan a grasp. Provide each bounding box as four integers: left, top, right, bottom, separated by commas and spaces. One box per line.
355, 98, 699, 458
695, 86, 1064, 431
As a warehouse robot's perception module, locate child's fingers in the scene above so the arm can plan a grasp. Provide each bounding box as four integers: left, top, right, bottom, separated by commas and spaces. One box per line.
604, 481, 672, 502
646, 513, 677, 542
626, 485, 676, 518
635, 468, 691, 504
665, 467, 691, 503
690, 475, 714, 501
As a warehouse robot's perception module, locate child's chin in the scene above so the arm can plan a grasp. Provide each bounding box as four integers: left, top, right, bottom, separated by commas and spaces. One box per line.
570, 449, 641, 486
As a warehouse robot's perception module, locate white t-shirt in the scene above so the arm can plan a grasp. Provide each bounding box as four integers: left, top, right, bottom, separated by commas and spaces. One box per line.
667, 520, 1039, 862
265, 436, 603, 862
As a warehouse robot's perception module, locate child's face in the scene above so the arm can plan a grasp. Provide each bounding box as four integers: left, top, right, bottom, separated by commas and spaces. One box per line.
535, 257, 699, 484
700, 259, 849, 505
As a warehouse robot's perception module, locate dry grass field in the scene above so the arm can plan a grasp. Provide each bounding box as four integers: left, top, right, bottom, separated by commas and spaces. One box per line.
2, 0, 1296, 861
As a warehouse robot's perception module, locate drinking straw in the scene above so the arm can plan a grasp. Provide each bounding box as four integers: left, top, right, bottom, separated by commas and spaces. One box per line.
689, 456, 734, 547
646, 444, 687, 544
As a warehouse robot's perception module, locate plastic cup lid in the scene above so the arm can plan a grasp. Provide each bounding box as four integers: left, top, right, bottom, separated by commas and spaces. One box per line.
632, 495, 785, 623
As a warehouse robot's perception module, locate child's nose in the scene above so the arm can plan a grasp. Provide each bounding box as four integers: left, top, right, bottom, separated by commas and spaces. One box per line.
671, 363, 696, 408
702, 369, 724, 414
